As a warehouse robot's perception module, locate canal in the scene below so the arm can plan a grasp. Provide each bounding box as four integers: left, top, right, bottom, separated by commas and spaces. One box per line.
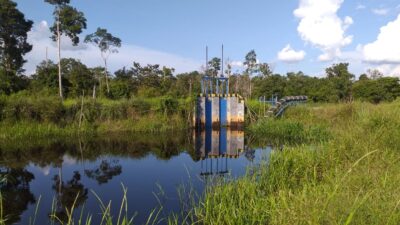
0, 129, 272, 224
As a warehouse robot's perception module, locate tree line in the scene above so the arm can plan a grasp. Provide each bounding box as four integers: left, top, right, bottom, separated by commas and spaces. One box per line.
1, 0, 399, 103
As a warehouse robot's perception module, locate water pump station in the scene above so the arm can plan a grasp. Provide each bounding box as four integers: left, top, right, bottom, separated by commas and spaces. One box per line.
193, 46, 245, 129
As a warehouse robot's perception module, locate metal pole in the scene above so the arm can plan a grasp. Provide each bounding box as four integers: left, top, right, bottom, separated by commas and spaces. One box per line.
221, 44, 224, 77
206, 46, 208, 76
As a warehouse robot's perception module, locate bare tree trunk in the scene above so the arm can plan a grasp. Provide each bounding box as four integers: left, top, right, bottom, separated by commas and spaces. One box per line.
97, 71, 102, 97
227, 75, 230, 94
189, 79, 192, 96
235, 76, 238, 93
79, 91, 85, 129
104, 58, 110, 94
92, 84, 96, 99
249, 76, 252, 99
57, 9, 63, 100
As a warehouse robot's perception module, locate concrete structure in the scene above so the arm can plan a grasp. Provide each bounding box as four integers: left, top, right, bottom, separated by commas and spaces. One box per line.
194, 128, 244, 159
194, 94, 245, 129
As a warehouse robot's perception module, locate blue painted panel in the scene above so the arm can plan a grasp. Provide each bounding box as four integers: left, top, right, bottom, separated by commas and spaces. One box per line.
205, 128, 212, 157
219, 128, 227, 155
205, 97, 212, 128
220, 97, 227, 126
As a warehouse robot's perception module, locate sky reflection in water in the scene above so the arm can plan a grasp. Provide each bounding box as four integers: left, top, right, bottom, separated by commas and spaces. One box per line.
0, 129, 272, 224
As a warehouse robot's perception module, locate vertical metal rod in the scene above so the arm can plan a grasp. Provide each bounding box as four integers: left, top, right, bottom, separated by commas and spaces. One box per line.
206, 46, 208, 76
221, 44, 224, 77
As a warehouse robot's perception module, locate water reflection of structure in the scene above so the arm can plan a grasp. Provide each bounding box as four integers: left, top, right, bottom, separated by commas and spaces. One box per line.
194, 128, 244, 177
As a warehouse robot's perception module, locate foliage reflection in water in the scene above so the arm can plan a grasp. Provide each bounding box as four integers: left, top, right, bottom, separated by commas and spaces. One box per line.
0, 129, 272, 224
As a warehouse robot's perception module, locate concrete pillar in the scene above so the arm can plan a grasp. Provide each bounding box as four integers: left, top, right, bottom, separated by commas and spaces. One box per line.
195, 96, 206, 128
211, 96, 220, 129
237, 99, 245, 128
210, 130, 220, 157
195, 95, 245, 129
227, 96, 238, 127
227, 130, 244, 157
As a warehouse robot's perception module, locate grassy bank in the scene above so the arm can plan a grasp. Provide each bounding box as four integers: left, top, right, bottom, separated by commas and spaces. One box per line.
2, 95, 400, 224
189, 100, 400, 224
0, 95, 192, 142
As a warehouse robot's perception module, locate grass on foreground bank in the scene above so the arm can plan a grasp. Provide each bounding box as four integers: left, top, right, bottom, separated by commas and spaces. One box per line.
187, 100, 400, 225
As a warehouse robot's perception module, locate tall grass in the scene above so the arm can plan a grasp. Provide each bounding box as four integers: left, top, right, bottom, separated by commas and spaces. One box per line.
0, 95, 191, 141
189, 101, 400, 224
248, 118, 330, 144
2, 100, 400, 224
0, 185, 166, 225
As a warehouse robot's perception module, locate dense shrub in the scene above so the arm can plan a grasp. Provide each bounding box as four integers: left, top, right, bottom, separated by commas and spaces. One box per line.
159, 97, 179, 115
0, 94, 189, 131
353, 77, 400, 103
0, 95, 63, 123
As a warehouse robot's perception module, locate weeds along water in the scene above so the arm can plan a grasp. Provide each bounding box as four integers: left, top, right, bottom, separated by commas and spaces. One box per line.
1, 100, 400, 224
189, 101, 400, 225
0, 95, 192, 142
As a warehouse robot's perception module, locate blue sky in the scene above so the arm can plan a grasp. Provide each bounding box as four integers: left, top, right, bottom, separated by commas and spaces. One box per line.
15, 0, 400, 76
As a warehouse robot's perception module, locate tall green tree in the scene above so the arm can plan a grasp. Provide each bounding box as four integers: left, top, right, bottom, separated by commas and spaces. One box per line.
0, 0, 33, 74
175, 71, 201, 97
61, 58, 94, 97
85, 27, 121, 95
284, 71, 310, 96
32, 59, 95, 97
31, 60, 62, 94
45, 0, 87, 99
244, 50, 258, 76
244, 50, 258, 98
252, 74, 287, 99
0, 0, 32, 94
353, 77, 400, 103
207, 57, 221, 77
110, 67, 136, 99
225, 59, 232, 77
326, 63, 354, 101
367, 69, 383, 80
259, 63, 273, 77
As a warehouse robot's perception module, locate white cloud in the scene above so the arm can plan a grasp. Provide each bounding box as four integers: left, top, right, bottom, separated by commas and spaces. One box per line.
293, 0, 353, 61
356, 4, 366, 10
363, 14, 400, 64
23, 20, 202, 75
372, 8, 390, 16
230, 61, 244, 67
362, 14, 400, 77
339, 44, 363, 62
277, 44, 306, 63
371, 64, 400, 77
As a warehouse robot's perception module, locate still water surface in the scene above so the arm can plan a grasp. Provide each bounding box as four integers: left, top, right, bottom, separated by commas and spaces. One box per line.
0, 129, 272, 224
